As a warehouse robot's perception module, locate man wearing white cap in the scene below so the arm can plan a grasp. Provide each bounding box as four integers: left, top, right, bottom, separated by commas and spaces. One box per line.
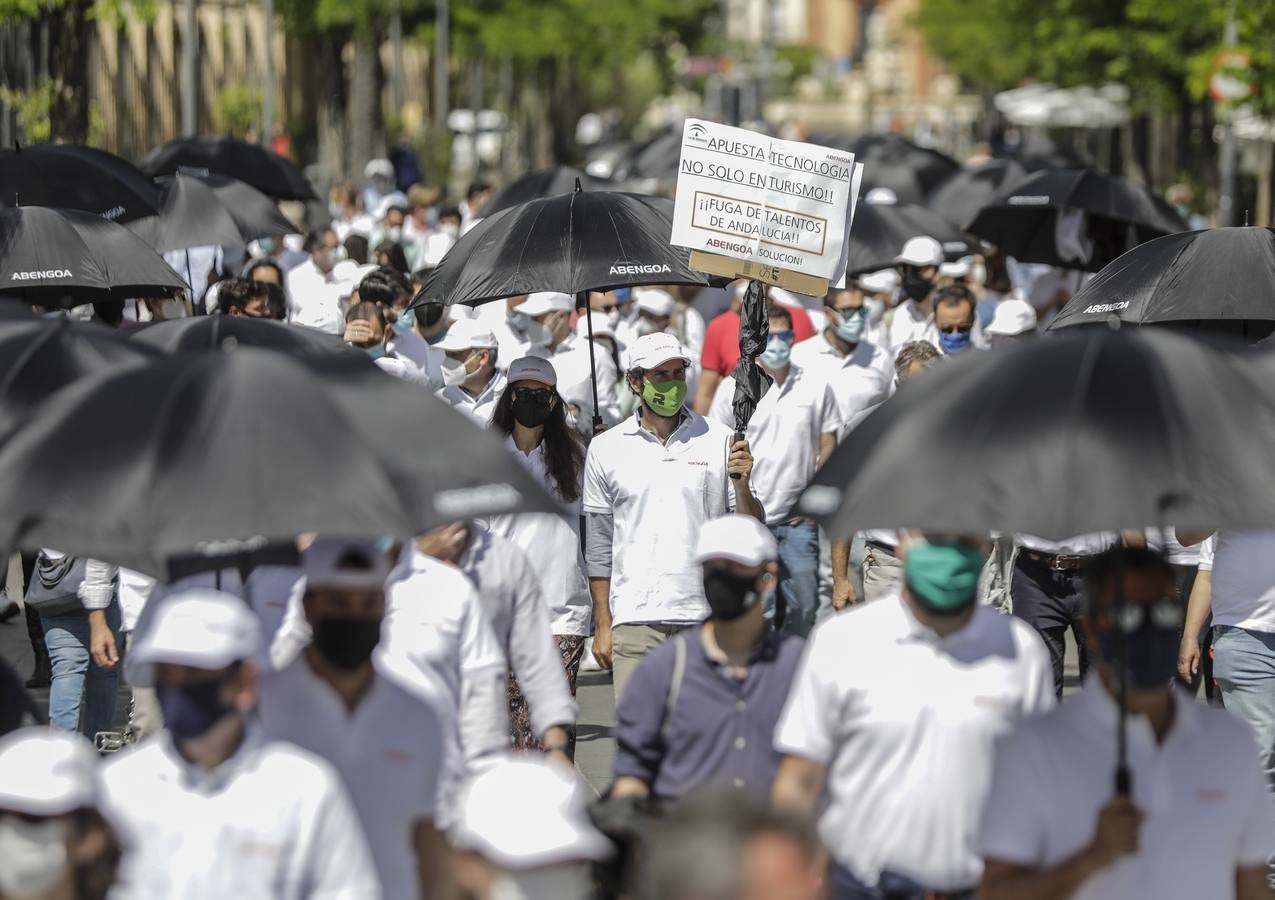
855, 268, 899, 347
259, 538, 448, 900
514, 292, 575, 359
583, 332, 761, 700
773, 535, 1053, 899
0, 727, 121, 899
984, 295, 1038, 346
612, 515, 805, 801
435, 318, 506, 427
553, 311, 623, 426
285, 229, 348, 335
451, 755, 611, 900
616, 287, 675, 353
708, 306, 840, 636
886, 235, 945, 350
102, 589, 379, 899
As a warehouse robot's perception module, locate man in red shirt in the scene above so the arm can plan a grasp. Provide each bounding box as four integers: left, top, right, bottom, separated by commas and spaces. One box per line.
693, 282, 815, 414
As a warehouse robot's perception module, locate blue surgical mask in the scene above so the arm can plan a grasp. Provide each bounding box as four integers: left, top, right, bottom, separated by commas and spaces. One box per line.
366, 344, 386, 361
759, 334, 793, 370
939, 329, 972, 354
833, 307, 866, 344
393, 307, 417, 337
508, 310, 530, 335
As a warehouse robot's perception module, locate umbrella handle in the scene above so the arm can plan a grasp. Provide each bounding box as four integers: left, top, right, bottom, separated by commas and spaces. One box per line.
576, 291, 604, 429
730, 431, 744, 480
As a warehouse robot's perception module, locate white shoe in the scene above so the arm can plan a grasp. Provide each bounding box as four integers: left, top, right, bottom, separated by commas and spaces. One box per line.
579, 636, 601, 672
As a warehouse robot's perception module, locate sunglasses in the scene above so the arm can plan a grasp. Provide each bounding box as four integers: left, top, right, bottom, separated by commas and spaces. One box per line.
1111, 599, 1184, 633
768, 330, 794, 343
512, 386, 554, 403
938, 323, 973, 335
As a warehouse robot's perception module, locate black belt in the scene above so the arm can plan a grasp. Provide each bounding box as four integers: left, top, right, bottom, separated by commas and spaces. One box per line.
865, 540, 898, 557
1018, 547, 1096, 572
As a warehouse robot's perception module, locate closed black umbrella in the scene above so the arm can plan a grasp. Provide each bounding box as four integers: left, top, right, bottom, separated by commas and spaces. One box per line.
0, 207, 187, 305
926, 159, 1029, 230
139, 136, 317, 202
128, 174, 299, 254
1048, 228, 1275, 333
729, 279, 772, 603
967, 169, 1187, 272
0, 348, 559, 578
130, 315, 351, 355
477, 167, 609, 219
843, 202, 975, 276
0, 144, 161, 222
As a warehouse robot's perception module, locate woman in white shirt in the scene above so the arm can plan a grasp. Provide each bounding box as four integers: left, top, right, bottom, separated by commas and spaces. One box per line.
488, 356, 592, 754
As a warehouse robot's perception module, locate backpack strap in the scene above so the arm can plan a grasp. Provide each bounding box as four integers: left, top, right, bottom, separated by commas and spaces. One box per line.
660, 634, 688, 745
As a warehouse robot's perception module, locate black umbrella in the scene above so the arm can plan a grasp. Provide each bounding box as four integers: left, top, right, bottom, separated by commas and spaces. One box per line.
0, 207, 187, 305
1048, 227, 1275, 333
0, 316, 161, 435
128, 174, 299, 254
967, 169, 1187, 272
130, 315, 351, 355
728, 279, 772, 596
0, 347, 560, 578
477, 167, 610, 219
926, 158, 1030, 230
843, 202, 976, 276
1012, 136, 1090, 172
138, 136, 317, 202
849, 135, 961, 202
616, 129, 683, 184
0, 144, 161, 222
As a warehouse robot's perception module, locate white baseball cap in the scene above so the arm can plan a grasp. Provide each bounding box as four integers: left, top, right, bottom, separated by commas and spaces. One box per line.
364, 158, 395, 180
894, 236, 944, 268
864, 186, 899, 206
693, 514, 779, 567
302, 537, 395, 591
0, 728, 99, 816
125, 589, 260, 688
634, 288, 675, 318
628, 332, 690, 370
855, 269, 900, 294
574, 311, 616, 342
374, 191, 410, 221
452, 756, 612, 868
940, 255, 974, 279
420, 232, 454, 269
507, 355, 559, 387
514, 292, 574, 317
436, 318, 498, 352
985, 296, 1039, 337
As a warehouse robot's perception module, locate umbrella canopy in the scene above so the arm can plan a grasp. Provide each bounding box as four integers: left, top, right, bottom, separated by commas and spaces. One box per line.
128, 174, 300, 253
797, 328, 1275, 540
0, 316, 160, 435
849, 135, 961, 202
1012, 136, 1090, 171
616, 129, 683, 183
967, 169, 1187, 272
0, 347, 560, 577
139, 136, 317, 202
844, 203, 976, 276
0, 144, 161, 222
1048, 227, 1275, 331
477, 167, 610, 219
926, 159, 1030, 230
130, 315, 351, 355
0, 207, 187, 305
409, 189, 718, 309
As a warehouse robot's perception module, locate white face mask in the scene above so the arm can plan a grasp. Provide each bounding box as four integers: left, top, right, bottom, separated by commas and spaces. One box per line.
863, 296, 886, 325
384, 226, 403, 244
440, 223, 460, 239
441, 352, 478, 387
489, 863, 593, 900
604, 310, 620, 330
0, 816, 69, 899
525, 318, 554, 348
633, 317, 658, 338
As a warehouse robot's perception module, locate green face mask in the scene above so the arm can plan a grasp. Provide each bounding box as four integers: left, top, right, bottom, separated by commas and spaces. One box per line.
904, 541, 986, 614
641, 379, 688, 418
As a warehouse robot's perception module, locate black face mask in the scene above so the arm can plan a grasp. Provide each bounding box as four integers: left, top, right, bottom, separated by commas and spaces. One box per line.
511, 393, 555, 428
156, 679, 234, 741
312, 617, 382, 671
420, 302, 445, 328
900, 267, 932, 302
703, 569, 763, 621
1098, 609, 1181, 690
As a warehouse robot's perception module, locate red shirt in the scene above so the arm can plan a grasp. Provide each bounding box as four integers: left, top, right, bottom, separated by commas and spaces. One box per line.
700, 304, 816, 377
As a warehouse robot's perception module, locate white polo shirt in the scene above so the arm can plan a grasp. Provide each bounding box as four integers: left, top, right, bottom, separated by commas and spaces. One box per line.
707, 363, 840, 525
102, 726, 379, 899
1207, 530, 1275, 633
260, 658, 443, 900
980, 675, 1275, 899
789, 334, 892, 440
775, 598, 1054, 890
436, 370, 507, 427
489, 437, 592, 636
582, 409, 737, 627
284, 260, 347, 335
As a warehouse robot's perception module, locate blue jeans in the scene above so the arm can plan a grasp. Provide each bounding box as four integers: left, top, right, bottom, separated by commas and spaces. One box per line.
768, 522, 820, 638
42, 602, 120, 739
827, 862, 975, 900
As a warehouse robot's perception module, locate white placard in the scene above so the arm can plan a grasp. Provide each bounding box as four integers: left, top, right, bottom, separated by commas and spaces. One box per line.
671, 119, 858, 283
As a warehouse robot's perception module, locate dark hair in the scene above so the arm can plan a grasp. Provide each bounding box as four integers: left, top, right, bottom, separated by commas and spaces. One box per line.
1084, 546, 1177, 615
244, 259, 283, 284
343, 234, 369, 265
261, 282, 288, 320
345, 300, 387, 329
437, 204, 462, 223
92, 300, 126, 327
934, 283, 977, 317
303, 228, 331, 252
490, 382, 585, 503
358, 267, 412, 308
374, 240, 410, 275
766, 304, 793, 330
466, 181, 491, 201
71, 806, 123, 900
218, 277, 267, 314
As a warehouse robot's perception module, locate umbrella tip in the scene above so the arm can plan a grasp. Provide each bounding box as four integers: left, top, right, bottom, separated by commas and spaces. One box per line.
1105, 313, 1122, 332
1245, 209, 1250, 227
574, 177, 583, 192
